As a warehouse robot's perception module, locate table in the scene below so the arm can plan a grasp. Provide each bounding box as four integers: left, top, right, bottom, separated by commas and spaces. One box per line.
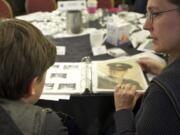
37, 32, 140, 135
37, 94, 115, 135
31, 9, 145, 134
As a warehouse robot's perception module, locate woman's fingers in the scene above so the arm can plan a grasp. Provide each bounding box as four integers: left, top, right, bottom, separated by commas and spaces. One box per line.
114, 83, 137, 111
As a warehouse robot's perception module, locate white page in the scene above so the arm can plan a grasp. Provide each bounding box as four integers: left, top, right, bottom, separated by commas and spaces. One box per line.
43, 62, 85, 95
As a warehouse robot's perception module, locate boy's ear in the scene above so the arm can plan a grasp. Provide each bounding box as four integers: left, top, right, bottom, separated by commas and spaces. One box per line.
27, 77, 38, 96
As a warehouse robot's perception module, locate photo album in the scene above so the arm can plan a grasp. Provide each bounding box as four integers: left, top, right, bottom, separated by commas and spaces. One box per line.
43, 55, 149, 95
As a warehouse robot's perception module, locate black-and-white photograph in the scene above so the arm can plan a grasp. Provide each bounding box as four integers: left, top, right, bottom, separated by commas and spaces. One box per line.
44, 83, 54, 90
58, 83, 76, 90
52, 64, 60, 68
63, 64, 79, 70
50, 73, 67, 79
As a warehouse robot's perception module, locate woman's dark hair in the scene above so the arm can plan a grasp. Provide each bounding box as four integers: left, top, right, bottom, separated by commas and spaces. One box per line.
0, 19, 56, 100
168, 0, 180, 7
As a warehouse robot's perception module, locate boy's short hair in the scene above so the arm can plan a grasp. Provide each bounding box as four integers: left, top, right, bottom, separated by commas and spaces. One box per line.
0, 19, 56, 100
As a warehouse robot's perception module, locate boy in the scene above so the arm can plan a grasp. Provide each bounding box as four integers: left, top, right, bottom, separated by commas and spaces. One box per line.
0, 19, 68, 135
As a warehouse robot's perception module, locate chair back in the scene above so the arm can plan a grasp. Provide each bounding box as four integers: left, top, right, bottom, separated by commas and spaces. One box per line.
0, 0, 13, 18
97, 0, 114, 9
25, 0, 57, 13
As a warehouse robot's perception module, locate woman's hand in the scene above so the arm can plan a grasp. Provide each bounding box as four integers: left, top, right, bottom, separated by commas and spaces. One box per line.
137, 57, 166, 75
114, 83, 144, 111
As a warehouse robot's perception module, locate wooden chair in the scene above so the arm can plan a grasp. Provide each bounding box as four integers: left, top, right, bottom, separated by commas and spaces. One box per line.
97, 0, 114, 9
25, 0, 57, 14
0, 0, 13, 18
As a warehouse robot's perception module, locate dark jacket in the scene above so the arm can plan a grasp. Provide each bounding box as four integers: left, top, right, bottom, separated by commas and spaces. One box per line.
114, 58, 180, 135
133, 0, 147, 14
0, 99, 68, 135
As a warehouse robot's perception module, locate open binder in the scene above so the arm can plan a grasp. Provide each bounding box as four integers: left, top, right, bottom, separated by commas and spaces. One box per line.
43, 55, 149, 95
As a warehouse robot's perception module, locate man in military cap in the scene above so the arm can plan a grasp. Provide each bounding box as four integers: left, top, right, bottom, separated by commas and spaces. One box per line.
98, 62, 142, 90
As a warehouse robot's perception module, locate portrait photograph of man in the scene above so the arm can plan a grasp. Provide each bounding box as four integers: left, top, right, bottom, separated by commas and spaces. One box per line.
92, 58, 148, 92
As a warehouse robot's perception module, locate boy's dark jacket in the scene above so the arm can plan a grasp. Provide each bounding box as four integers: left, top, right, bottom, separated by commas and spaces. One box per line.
0, 99, 68, 135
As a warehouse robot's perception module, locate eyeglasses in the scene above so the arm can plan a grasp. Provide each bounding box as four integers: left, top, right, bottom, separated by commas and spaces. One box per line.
146, 8, 179, 23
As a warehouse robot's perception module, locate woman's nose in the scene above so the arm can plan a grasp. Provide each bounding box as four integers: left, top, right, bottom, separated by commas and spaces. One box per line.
143, 18, 153, 31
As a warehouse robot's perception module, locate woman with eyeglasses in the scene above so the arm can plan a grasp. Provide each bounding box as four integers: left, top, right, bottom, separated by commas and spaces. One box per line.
114, 0, 180, 134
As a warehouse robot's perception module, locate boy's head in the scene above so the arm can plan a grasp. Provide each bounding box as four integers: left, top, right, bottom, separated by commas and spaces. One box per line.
0, 19, 56, 102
